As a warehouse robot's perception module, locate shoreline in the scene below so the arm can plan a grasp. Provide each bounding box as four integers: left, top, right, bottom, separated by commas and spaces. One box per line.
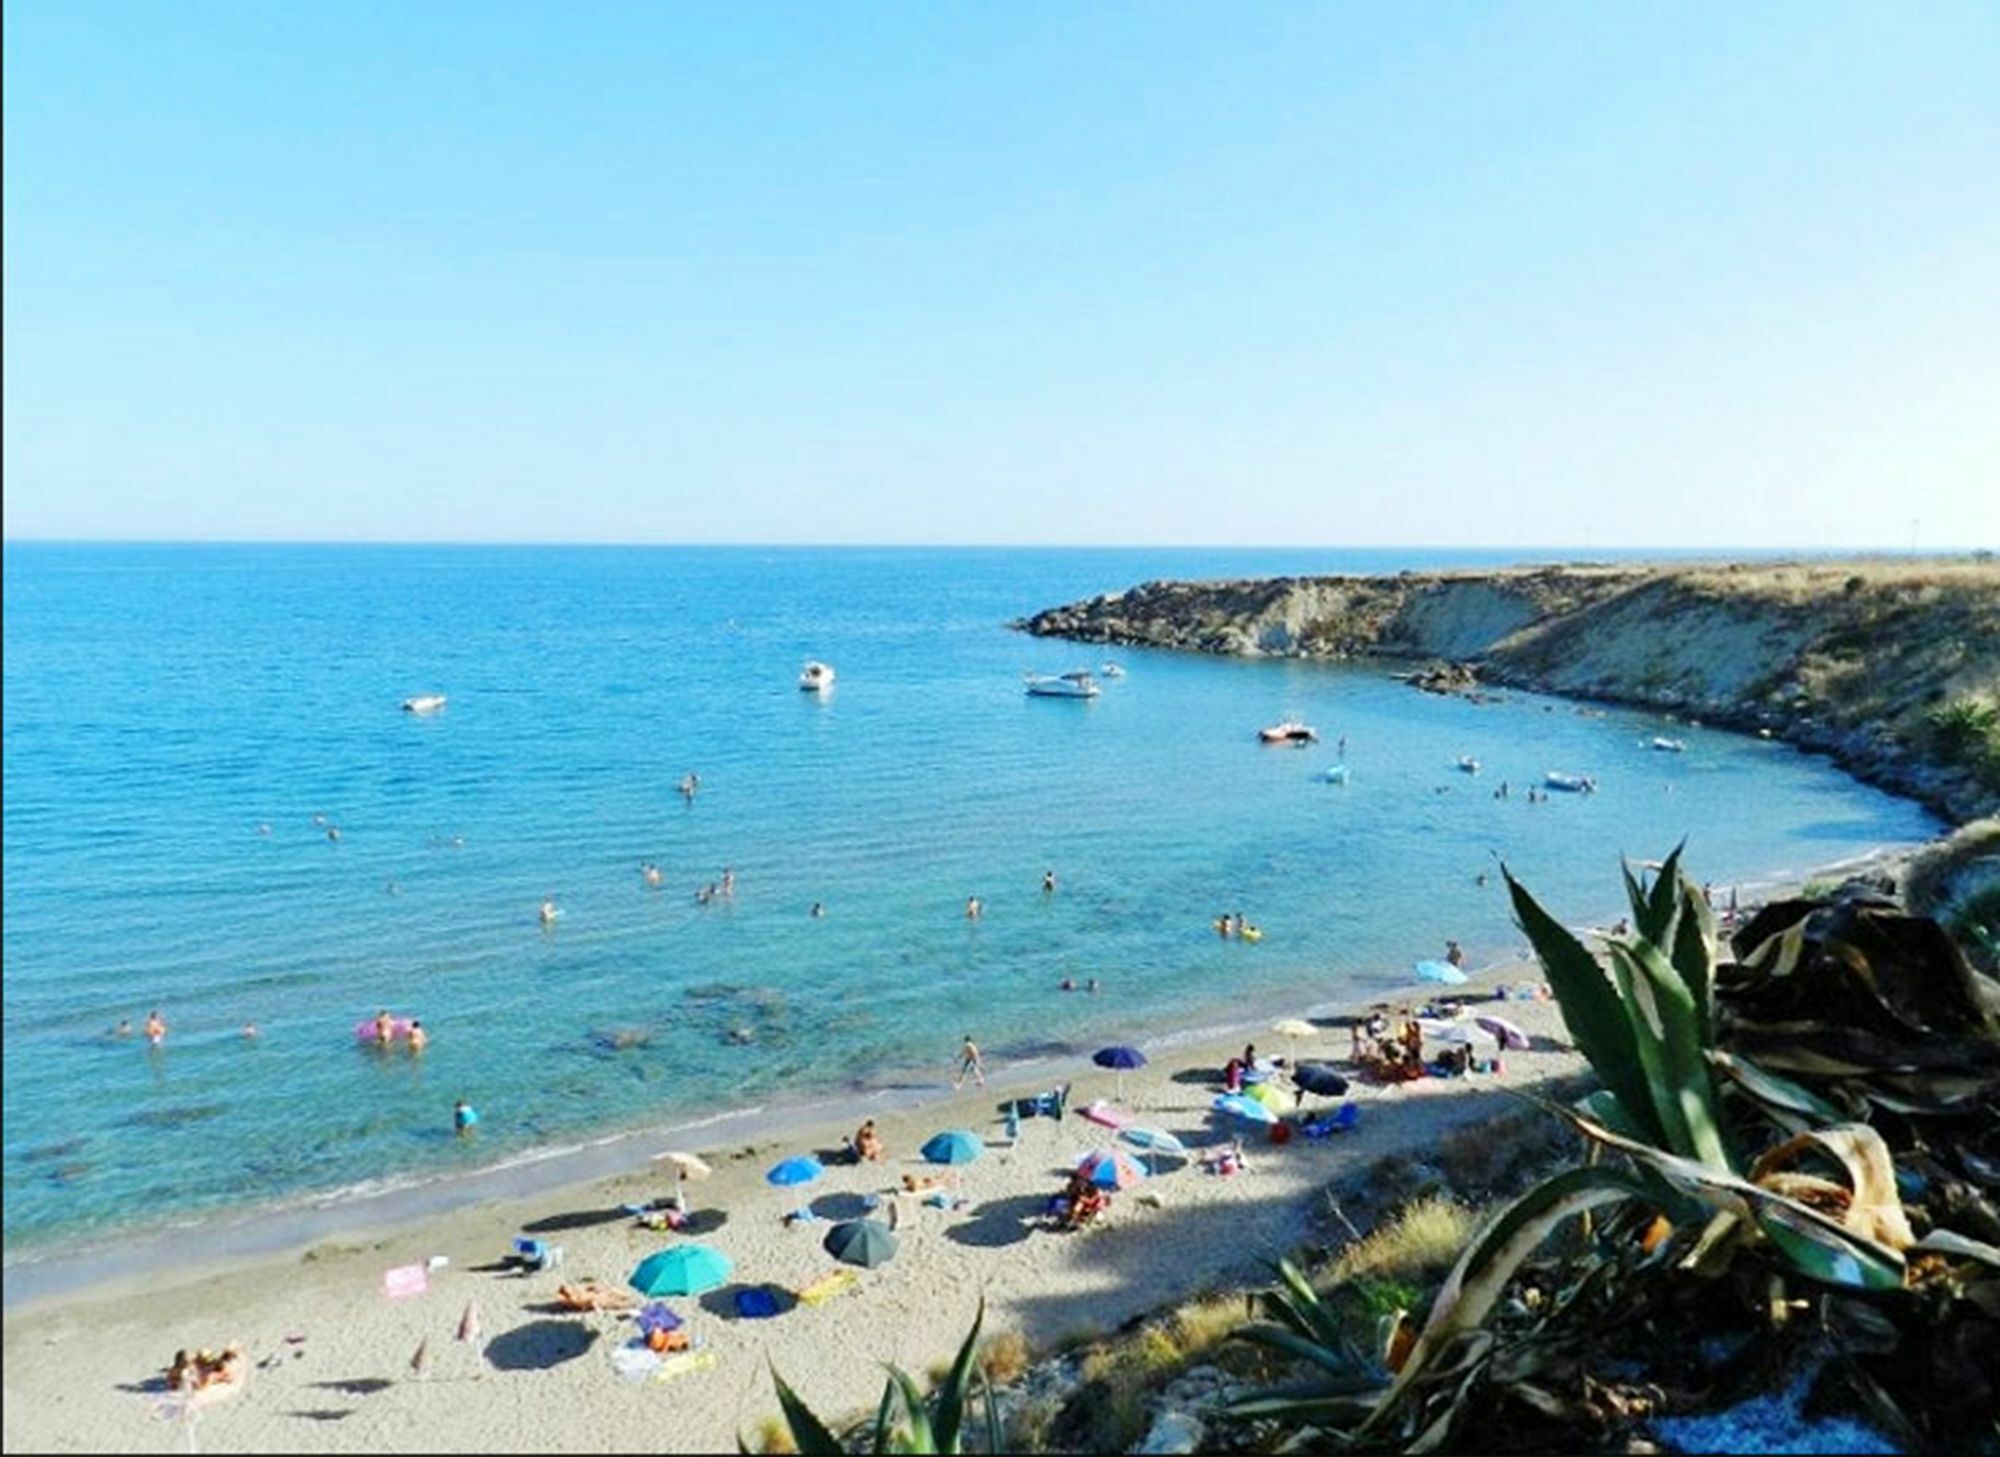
1, 842, 1918, 1313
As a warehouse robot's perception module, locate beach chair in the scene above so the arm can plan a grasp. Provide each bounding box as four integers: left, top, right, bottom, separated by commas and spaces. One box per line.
510, 1237, 563, 1271
795, 1269, 860, 1307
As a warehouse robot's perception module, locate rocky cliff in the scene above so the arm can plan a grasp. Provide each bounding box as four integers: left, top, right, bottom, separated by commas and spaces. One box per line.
1017, 559, 2000, 822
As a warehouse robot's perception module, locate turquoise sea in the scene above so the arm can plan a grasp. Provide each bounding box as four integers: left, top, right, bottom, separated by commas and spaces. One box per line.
0, 545, 1938, 1260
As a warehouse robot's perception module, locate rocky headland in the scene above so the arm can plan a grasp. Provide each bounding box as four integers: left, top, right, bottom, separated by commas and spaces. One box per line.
1017, 558, 2000, 823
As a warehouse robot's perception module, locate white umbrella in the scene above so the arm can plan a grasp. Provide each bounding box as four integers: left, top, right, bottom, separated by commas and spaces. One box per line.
652, 1150, 713, 1206
1272, 1017, 1317, 1057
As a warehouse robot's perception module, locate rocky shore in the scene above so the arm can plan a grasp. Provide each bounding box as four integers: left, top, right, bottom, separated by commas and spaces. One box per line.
1017, 558, 2000, 823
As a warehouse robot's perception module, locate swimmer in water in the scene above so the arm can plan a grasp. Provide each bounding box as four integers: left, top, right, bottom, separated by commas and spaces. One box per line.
255, 823, 271, 836
965, 896, 983, 920
641, 862, 663, 888
112, 1018, 133, 1039
312, 813, 327, 826
679, 772, 700, 799
720, 868, 735, 897
408, 1020, 427, 1054
809, 901, 825, 918
374, 1008, 395, 1045
697, 884, 715, 905
1042, 870, 1056, 893
1060, 977, 1075, 991
145, 1009, 167, 1046
1086, 977, 1100, 994
242, 1022, 259, 1040
453, 1099, 477, 1137
327, 826, 341, 841
539, 900, 560, 926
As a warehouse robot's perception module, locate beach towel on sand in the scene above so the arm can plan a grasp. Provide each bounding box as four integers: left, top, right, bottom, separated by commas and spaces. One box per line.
1081, 1101, 1132, 1129
795, 1269, 860, 1306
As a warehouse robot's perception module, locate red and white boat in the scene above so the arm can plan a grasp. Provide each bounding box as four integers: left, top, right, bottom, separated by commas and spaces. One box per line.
1258, 721, 1318, 745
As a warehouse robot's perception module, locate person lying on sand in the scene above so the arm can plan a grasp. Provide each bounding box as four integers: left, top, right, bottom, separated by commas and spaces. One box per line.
900, 1172, 943, 1194
557, 1281, 639, 1312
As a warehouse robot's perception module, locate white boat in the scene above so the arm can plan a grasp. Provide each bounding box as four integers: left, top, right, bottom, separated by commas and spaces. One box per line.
1545, 771, 1598, 793
1455, 756, 1481, 774
799, 661, 836, 692
1650, 737, 1686, 753
1321, 764, 1350, 785
1099, 662, 1127, 678
1026, 671, 1101, 699
1258, 721, 1318, 745
401, 694, 447, 715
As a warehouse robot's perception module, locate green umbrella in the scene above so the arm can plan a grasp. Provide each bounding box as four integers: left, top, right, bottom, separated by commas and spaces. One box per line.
823, 1219, 899, 1269
629, 1243, 733, 1296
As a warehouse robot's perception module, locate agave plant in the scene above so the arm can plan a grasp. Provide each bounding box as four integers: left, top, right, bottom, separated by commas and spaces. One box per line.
1227, 850, 2000, 1452
749, 1301, 1000, 1456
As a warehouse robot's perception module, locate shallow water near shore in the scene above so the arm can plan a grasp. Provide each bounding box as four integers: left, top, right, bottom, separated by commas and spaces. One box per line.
1, 544, 1938, 1261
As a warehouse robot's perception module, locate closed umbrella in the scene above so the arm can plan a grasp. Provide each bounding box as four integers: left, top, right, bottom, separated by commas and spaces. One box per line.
920, 1130, 985, 1166
1076, 1148, 1148, 1189
629, 1244, 733, 1297
1415, 960, 1469, 986
1292, 1063, 1349, 1099
1475, 1014, 1531, 1051
1243, 1081, 1295, 1113
823, 1219, 899, 1269
767, 1154, 824, 1218
1092, 1045, 1148, 1100
1213, 1092, 1278, 1126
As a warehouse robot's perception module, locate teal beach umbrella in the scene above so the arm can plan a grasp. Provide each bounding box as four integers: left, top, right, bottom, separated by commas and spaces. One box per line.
629, 1244, 733, 1297
920, 1130, 985, 1166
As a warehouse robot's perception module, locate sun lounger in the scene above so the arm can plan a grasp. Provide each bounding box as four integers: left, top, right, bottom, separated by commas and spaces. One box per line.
654, 1350, 718, 1381
795, 1269, 861, 1307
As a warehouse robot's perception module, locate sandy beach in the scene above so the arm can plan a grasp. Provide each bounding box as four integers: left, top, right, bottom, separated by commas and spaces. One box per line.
3, 962, 1585, 1455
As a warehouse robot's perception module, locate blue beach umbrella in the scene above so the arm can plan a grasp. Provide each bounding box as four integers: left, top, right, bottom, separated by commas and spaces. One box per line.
823, 1218, 899, 1269
1119, 1126, 1187, 1174
1076, 1147, 1148, 1189
629, 1244, 733, 1297
1212, 1093, 1279, 1126
1092, 1045, 1149, 1100
767, 1154, 825, 1219
1415, 959, 1469, 986
920, 1130, 985, 1166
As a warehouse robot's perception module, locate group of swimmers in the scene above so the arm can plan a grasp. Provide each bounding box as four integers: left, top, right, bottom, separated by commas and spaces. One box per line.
369, 1008, 428, 1053
1213, 912, 1263, 941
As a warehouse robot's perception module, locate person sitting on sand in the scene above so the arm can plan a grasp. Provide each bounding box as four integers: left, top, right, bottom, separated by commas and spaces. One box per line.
1067, 1181, 1108, 1228
407, 1020, 427, 1054
166, 1350, 197, 1393
855, 1119, 884, 1163
1223, 1055, 1246, 1093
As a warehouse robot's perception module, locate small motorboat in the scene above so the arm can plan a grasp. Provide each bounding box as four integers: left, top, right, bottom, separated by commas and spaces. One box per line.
1545, 771, 1598, 793
1650, 737, 1686, 753
1258, 721, 1319, 746
1099, 662, 1127, 678
1320, 764, 1350, 785
1455, 756, 1481, 774
402, 694, 448, 714
1026, 671, 1101, 699
798, 661, 836, 692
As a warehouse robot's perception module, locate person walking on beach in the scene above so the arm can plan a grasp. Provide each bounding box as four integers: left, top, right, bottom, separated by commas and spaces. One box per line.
955, 1035, 986, 1089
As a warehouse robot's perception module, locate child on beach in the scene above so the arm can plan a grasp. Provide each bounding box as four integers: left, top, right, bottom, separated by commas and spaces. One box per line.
453, 1100, 478, 1137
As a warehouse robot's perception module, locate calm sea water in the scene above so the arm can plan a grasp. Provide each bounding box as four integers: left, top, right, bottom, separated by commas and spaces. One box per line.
0, 545, 1937, 1254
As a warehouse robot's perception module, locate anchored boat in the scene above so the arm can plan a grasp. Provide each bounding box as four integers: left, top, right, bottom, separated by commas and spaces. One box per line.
1026, 671, 1101, 699
401, 694, 447, 714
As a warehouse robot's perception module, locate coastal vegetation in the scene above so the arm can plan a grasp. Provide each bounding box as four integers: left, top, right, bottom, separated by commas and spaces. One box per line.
1018, 558, 2000, 822
758, 852, 2000, 1453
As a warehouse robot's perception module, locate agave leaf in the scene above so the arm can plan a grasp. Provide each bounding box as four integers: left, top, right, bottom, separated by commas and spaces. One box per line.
1643, 841, 1687, 944
1240, 1322, 1372, 1377
1270, 1256, 1350, 1350
1608, 938, 1731, 1169
1554, 1104, 1908, 1289
1731, 900, 1819, 975
1757, 1206, 1905, 1291
930, 1297, 985, 1454
1672, 869, 1718, 1042
979, 1365, 1001, 1457
770, 1367, 848, 1457
1225, 1381, 1383, 1420
885, 1365, 936, 1453
1750, 1127, 1915, 1251
1910, 1228, 2000, 1268
1708, 1049, 1846, 1124
1505, 867, 1665, 1146
873, 1379, 898, 1456
1362, 1165, 1652, 1437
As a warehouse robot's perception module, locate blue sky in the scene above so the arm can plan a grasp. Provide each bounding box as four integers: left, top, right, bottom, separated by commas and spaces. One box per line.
5, 2, 1997, 547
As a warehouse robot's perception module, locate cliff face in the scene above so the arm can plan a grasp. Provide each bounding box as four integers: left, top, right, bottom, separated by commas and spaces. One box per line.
1017, 560, 2000, 822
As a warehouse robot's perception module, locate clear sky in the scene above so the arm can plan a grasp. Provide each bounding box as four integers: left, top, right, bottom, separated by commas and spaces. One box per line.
5, 2, 1997, 548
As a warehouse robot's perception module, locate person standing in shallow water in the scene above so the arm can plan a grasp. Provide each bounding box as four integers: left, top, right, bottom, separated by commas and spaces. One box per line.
1042, 869, 1057, 893
965, 895, 983, 920
145, 1009, 167, 1046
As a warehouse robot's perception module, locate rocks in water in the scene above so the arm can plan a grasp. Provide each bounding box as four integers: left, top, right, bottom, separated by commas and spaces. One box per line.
1404, 660, 1480, 696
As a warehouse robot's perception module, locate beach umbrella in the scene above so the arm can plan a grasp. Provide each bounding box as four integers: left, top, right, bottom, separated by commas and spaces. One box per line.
1119, 1127, 1187, 1172
629, 1244, 733, 1297
652, 1150, 713, 1205
767, 1153, 824, 1219
1415, 959, 1469, 986
636, 1302, 683, 1337
1475, 1014, 1531, 1051
920, 1130, 985, 1166
1213, 1093, 1278, 1126
1271, 1017, 1318, 1050
1093, 1045, 1148, 1100
1292, 1063, 1349, 1099
823, 1218, 900, 1269
409, 1337, 430, 1376
456, 1301, 482, 1346
1076, 1148, 1148, 1190
1243, 1081, 1296, 1113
